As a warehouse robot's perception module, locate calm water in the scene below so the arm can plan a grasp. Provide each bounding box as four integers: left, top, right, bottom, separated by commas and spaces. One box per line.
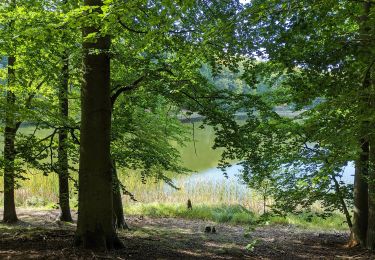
176, 123, 355, 192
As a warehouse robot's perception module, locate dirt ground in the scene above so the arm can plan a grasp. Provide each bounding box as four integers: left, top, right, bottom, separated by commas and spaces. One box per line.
0, 209, 373, 259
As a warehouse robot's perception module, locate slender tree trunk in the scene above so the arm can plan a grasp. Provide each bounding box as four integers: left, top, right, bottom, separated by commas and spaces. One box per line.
3, 0, 18, 224
263, 194, 266, 215
58, 54, 73, 222
74, 0, 123, 250
112, 159, 129, 230
3, 56, 18, 223
350, 140, 369, 247
331, 176, 352, 228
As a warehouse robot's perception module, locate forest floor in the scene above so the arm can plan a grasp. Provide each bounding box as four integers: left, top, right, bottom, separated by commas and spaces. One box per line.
0, 209, 373, 259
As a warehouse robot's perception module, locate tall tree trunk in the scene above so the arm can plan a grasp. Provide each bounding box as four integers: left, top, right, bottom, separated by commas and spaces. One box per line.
112, 159, 129, 230
3, 0, 18, 224
3, 56, 18, 223
355, 1, 375, 249
74, 0, 123, 250
350, 140, 369, 247
367, 79, 375, 249
367, 138, 375, 249
363, 0, 375, 249
57, 54, 73, 222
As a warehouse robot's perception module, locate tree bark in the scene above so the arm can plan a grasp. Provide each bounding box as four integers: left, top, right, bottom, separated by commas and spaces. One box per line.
362, 1, 375, 249
112, 159, 129, 230
3, 0, 18, 224
350, 140, 369, 247
354, 1, 375, 249
368, 82, 375, 249
331, 176, 352, 228
368, 134, 375, 249
3, 55, 18, 223
74, 0, 123, 250
57, 53, 73, 222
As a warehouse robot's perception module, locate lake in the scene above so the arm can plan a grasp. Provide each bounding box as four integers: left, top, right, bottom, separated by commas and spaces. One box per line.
173, 121, 355, 192
124, 121, 355, 213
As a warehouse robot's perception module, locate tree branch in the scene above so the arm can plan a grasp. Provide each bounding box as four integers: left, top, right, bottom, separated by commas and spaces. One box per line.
110, 76, 145, 107
118, 18, 148, 34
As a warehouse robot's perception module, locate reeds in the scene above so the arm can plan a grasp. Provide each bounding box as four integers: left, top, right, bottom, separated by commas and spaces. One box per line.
0, 168, 266, 214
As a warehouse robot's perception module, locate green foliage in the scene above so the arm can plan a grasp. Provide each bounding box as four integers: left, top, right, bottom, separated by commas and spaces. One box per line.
209, 0, 375, 223
112, 91, 190, 187
0, 0, 256, 196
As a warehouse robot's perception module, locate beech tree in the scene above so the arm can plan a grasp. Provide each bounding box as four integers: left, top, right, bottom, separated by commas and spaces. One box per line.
0, 0, 63, 222
73, 0, 256, 249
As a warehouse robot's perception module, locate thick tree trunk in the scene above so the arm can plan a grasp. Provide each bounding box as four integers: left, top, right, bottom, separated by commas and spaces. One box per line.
74, 0, 123, 250
112, 159, 129, 230
368, 135, 375, 249
363, 1, 375, 249
3, 56, 18, 223
57, 54, 73, 222
356, 1, 374, 249
368, 79, 375, 249
350, 140, 369, 247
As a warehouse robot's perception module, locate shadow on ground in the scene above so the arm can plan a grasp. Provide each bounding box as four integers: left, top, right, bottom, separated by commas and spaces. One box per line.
0, 209, 373, 259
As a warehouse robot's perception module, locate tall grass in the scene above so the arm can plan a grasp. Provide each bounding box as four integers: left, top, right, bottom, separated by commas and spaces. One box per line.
0, 168, 348, 230
0, 168, 265, 212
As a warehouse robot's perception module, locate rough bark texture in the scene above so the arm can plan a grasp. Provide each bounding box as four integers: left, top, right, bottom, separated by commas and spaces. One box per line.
75, 0, 122, 250
112, 160, 129, 230
350, 140, 369, 247
3, 55, 18, 223
58, 54, 73, 222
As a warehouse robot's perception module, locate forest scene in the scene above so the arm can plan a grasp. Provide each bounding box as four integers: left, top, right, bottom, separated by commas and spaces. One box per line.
0, 0, 375, 259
